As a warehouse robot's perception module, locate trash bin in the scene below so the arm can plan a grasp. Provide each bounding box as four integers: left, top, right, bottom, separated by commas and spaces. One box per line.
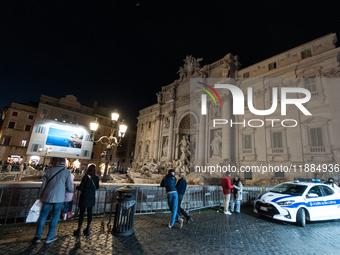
112, 186, 137, 236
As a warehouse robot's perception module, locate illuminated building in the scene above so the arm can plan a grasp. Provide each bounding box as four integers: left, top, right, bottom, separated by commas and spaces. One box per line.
133, 33, 340, 182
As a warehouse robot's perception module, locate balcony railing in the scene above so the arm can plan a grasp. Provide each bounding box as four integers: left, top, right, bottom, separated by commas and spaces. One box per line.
310, 146, 326, 153
271, 148, 284, 153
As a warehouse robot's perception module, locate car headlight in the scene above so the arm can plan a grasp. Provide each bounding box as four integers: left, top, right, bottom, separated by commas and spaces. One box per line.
277, 200, 295, 206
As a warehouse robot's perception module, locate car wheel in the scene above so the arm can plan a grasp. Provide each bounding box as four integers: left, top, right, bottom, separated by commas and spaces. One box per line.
296, 208, 306, 227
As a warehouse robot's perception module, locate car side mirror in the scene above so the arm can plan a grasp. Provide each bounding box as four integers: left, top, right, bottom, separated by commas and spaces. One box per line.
307, 193, 318, 198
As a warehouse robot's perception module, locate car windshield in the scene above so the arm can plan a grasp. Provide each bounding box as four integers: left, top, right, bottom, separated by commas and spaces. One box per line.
270, 184, 307, 196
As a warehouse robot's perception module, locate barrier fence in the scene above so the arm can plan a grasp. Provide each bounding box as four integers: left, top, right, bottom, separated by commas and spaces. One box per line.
0, 185, 273, 225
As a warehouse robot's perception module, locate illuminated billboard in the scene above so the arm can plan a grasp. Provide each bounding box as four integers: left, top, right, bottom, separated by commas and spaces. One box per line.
46, 125, 84, 154
27, 121, 93, 159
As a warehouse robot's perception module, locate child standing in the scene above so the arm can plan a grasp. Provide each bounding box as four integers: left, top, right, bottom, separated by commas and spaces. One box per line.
63, 173, 77, 220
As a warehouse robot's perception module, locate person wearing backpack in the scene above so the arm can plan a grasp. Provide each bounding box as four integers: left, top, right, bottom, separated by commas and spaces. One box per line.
73, 164, 99, 236
31, 157, 73, 244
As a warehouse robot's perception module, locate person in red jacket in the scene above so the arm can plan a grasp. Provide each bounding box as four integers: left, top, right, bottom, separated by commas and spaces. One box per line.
221, 172, 234, 215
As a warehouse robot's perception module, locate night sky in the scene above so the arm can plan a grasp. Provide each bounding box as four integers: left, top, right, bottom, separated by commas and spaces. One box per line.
1, 0, 340, 126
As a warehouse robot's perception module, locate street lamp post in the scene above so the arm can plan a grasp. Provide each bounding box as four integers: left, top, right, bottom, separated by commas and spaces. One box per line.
90, 110, 127, 182
39, 146, 52, 170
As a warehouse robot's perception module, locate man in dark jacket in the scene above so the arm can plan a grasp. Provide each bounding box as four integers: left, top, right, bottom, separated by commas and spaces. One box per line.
160, 169, 183, 228
32, 157, 73, 244
176, 172, 193, 223
221, 172, 234, 215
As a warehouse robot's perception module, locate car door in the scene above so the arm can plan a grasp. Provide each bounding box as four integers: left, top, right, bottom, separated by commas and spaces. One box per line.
319, 185, 340, 219
305, 185, 325, 220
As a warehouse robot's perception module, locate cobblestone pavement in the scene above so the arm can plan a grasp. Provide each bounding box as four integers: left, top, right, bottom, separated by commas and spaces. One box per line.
1, 205, 340, 255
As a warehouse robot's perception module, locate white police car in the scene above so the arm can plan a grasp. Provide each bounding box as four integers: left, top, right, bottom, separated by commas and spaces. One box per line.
253, 178, 340, 226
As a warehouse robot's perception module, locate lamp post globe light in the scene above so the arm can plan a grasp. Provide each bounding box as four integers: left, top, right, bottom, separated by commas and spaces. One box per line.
39, 146, 52, 170
90, 110, 128, 182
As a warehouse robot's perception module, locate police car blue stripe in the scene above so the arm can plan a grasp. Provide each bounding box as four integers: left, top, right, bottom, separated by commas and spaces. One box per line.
271, 195, 296, 202
283, 199, 340, 208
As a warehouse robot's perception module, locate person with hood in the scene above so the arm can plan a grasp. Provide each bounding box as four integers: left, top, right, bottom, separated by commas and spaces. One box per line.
160, 169, 183, 229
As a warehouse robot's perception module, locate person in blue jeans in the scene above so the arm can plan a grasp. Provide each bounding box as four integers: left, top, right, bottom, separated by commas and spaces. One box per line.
32, 158, 73, 244
160, 169, 183, 228
231, 176, 243, 213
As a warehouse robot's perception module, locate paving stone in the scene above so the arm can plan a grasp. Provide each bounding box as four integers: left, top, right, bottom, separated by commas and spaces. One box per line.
1, 205, 340, 254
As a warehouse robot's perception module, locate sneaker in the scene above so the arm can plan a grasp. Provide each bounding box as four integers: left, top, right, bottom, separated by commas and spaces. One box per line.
224, 211, 232, 215
31, 237, 40, 244
187, 217, 194, 224
168, 223, 172, 228
45, 236, 58, 244
178, 218, 183, 229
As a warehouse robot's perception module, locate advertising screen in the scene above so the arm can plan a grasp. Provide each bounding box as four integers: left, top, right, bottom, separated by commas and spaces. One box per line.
45, 125, 85, 155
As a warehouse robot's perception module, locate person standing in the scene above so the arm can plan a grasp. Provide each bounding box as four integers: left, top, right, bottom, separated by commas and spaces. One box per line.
32, 158, 73, 244
160, 169, 183, 229
221, 172, 234, 215
231, 176, 243, 213
176, 172, 193, 223
62, 173, 77, 220
73, 164, 99, 236
19, 163, 24, 173
326, 177, 340, 192
7, 163, 12, 172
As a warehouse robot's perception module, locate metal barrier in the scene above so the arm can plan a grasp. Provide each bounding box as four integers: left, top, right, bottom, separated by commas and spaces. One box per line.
0, 184, 271, 225
134, 185, 226, 215
0, 187, 41, 225
0, 186, 110, 225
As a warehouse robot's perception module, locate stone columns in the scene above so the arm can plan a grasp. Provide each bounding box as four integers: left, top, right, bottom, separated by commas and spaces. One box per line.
153, 115, 162, 160
167, 110, 176, 161
175, 131, 180, 159
197, 114, 206, 165
222, 94, 232, 162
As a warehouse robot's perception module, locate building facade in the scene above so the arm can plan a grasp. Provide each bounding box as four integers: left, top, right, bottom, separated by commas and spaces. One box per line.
133, 33, 340, 182
0, 95, 133, 175
0, 102, 38, 164
115, 127, 136, 172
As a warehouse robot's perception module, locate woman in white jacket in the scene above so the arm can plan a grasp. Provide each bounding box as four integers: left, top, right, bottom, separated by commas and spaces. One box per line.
231, 176, 243, 213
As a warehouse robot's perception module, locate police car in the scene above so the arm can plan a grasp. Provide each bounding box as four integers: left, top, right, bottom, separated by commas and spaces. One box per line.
253, 178, 340, 226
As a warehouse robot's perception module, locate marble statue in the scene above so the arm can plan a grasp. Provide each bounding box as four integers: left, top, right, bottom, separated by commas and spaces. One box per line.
211, 131, 222, 157
163, 117, 170, 129
156, 92, 163, 104
177, 135, 190, 162
162, 137, 169, 157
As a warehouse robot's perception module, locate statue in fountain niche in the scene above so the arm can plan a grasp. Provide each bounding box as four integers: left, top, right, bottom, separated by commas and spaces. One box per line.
162, 137, 169, 157
211, 131, 222, 157
177, 135, 190, 162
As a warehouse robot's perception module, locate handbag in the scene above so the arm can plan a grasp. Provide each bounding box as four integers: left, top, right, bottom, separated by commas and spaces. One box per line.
25, 168, 66, 223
